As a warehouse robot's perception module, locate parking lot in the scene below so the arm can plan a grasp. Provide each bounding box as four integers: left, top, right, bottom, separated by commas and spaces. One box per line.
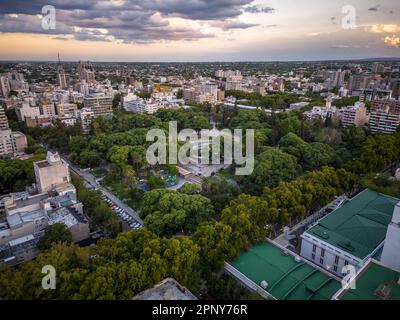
100, 191, 143, 231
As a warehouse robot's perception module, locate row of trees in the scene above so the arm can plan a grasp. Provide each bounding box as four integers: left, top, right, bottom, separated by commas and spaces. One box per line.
72, 175, 121, 236
0, 229, 200, 299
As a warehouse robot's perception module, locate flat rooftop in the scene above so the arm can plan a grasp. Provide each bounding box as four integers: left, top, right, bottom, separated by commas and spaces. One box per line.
133, 278, 197, 300
338, 261, 400, 300
229, 242, 341, 300
305, 189, 399, 260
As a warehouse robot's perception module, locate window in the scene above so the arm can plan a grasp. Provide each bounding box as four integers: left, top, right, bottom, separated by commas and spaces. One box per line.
334, 255, 339, 265
311, 253, 315, 260
312, 244, 316, 253
344, 260, 349, 266
320, 258, 324, 265
321, 249, 325, 258
63, 176, 68, 182
333, 265, 338, 272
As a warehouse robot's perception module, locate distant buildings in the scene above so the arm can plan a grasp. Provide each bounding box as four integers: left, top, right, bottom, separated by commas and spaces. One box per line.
369, 100, 400, 133
348, 75, 371, 94
123, 92, 183, 114
359, 88, 392, 102
78, 61, 96, 84
57, 54, 67, 89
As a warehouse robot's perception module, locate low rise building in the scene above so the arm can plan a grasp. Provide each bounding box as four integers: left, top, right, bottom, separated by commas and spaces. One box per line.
34, 151, 71, 193
300, 189, 400, 277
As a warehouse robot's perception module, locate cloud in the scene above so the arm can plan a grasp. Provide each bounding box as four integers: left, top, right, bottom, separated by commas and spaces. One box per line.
243, 5, 275, 14
367, 24, 400, 33
368, 5, 380, 12
384, 35, 400, 47
209, 19, 259, 31
0, 0, 256, 43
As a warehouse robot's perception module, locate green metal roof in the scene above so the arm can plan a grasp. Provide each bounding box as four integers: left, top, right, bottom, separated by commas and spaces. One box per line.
229, 243, 341, 300
306, 189, 399, 260
340, 262, 400, 300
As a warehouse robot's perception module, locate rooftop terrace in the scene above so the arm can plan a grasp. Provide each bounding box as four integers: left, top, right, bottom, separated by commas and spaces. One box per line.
228, 242, 341, 300
338, 261, 400, 300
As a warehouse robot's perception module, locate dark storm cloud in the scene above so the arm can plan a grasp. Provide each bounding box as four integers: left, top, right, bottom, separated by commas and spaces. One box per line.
0, 0, 264, 42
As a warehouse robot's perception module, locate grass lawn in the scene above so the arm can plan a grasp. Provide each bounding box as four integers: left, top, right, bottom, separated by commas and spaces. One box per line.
101, 180, 141, 209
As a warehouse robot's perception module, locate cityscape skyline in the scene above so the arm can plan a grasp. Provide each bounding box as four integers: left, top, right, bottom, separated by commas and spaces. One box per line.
0, 0, 399, 62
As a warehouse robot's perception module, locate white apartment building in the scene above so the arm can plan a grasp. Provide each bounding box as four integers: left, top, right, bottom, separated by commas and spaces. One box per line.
340, 102, 370, 127
75, 107, 94, 134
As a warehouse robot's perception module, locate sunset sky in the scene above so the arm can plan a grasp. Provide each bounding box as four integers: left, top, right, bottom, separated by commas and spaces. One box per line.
0, 0, 399, 61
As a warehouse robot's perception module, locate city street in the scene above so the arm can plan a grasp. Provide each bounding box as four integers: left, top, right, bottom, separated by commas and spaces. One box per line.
61, 156, 144, 225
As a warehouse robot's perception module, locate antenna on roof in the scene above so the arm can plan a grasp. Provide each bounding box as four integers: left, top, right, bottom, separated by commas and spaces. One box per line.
58, 52, 61, 65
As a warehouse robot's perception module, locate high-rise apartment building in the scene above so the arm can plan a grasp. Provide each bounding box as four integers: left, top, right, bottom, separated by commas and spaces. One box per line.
0, 106, 9, 130
83, 95, 113, 117
0, 76, 10, 97
369, 100, 400, 133
348, 75, 371, 93
340, 102, 370, 128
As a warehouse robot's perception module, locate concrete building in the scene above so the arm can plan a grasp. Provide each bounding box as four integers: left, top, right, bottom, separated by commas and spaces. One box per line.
0, 76, 10, 98
75, 107, 94, 134
0, 130, 27, 157
369, 100, 400, 133
300, 189, 400, 277
78, 61, 96, 84
340, 102, 370, 128
0, 106, 9, 130
15, 103, 41, 122
56, 103, 78, 116
0, 184, 89, 266
25, 115, 52, 128
39, 102, 56, 117
83, 95, 113, 117
57, 54, 67, 89
348, 75, 371, 94
381, 203, 400, 272
34, 151, 71, 193
360, 89, 392, 102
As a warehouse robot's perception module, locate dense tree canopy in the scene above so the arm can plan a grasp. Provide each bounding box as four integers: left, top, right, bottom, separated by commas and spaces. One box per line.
140, 189, 215, 236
